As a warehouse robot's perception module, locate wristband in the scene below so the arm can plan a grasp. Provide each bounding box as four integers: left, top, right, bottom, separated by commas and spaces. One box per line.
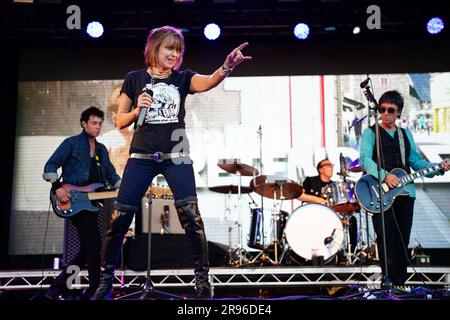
51, 181, 62, 192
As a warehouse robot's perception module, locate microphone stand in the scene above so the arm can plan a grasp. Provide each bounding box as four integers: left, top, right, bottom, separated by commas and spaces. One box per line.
117, 189, 182, 300
257, 125, 265, 247
361, 82, 392, 289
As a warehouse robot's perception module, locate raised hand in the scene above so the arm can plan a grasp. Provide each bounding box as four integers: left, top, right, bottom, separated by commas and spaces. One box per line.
225, 42, 252, 69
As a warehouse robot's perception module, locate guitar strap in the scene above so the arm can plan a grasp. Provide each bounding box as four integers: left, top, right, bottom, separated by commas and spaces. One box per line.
397, 127, 406, 168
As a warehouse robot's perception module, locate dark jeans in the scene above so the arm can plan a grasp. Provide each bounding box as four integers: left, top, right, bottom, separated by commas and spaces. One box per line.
372, 196, 415, 285
98, 157, 210, 290
52, 210, 101, 290
116, 157, 197, 212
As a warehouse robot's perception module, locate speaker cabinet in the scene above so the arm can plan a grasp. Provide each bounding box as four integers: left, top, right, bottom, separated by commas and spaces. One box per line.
140, 198, 184, 234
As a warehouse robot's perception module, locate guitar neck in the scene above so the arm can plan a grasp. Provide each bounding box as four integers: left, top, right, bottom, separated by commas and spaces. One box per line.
400, 163, 443, 185
88, 190, 119, 201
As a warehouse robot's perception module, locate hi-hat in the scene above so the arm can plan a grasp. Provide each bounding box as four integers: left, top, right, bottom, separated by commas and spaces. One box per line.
250, 175, 303, 200
217, 160, 259, 176
348, 158, 363, 172
209, 185, 252, 194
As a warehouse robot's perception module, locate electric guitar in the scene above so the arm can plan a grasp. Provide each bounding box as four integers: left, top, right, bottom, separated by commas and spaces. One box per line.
50, 183, 118, 218
355, 161, 447, 214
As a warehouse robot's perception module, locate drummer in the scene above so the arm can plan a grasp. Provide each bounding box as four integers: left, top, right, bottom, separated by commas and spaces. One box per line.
298, 158, 357, 251
299, 159, 333, 205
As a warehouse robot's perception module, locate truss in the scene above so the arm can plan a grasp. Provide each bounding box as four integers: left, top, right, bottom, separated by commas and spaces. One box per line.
1, 266, 449, 291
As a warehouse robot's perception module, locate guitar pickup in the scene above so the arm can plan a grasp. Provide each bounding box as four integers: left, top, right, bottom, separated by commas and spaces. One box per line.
381, 183, 390, 192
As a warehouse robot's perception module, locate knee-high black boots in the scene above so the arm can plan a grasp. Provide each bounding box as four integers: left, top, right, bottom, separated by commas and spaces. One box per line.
175, 199, 211, 299
91, 210, 134, 300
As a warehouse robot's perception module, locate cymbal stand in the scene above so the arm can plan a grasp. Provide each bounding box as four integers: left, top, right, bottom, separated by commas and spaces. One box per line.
223, 192, 235, 266
341, 213, 353, 265
272, 181, 287, 265
248, 183, 285, 266
257, 125, 265, 247
236, 171, 244, 266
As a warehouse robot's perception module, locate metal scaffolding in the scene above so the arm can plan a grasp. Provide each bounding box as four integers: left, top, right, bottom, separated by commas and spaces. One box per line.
1, 266, 449, 291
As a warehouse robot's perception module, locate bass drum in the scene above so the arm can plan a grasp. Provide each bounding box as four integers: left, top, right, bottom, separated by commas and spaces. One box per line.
284, 204, 344, 261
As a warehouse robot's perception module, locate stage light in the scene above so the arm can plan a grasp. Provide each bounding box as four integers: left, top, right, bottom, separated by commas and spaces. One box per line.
204, 23, 221, 40
293, 23, 310, 40
86, 21, 104, 38
427, 17, 444, 34
353, 26, 361, 34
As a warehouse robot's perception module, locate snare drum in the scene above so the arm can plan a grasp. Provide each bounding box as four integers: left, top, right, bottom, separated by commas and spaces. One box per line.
284, 204, 344, 261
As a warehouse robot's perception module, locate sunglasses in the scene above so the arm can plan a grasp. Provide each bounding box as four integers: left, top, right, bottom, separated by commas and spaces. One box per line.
379, 107, 397, 114
320, 163, 334, 168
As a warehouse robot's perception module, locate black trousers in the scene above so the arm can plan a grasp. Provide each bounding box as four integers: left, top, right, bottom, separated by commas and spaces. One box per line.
53, 210, 101, 290
372, 196, 415, 285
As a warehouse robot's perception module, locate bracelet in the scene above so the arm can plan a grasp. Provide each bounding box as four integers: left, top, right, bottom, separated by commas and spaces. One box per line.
220, 62, 234, 76
51, 180, 62, 192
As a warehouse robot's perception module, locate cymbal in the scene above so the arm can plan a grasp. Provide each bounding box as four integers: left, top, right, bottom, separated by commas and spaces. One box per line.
250, 175, 303, 200
217, 160, 259, 176
209, 185, 253, 194
348, 158, 363, 173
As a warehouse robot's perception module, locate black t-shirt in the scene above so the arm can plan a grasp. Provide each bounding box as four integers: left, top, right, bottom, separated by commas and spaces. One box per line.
302, 175, 332, 197
120, 68, 197, 154
88, 156, 101, 184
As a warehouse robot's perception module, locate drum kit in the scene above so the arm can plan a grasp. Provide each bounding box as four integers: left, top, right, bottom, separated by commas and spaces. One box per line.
209, 156, 377, 267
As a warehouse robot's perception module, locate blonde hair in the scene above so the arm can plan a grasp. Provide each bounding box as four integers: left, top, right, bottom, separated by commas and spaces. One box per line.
144, 26, 185, 70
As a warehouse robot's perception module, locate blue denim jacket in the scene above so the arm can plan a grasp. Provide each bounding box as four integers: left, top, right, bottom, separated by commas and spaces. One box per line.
43, 130, 121, 188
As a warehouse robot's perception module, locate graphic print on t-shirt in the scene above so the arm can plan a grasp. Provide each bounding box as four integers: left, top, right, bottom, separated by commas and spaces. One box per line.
143, 82, 181, 124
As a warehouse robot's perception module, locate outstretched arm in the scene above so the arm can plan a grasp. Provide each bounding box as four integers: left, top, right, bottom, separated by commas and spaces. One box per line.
190, 42, 252, 93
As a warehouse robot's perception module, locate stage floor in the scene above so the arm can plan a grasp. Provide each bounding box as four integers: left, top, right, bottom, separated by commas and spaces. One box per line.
1, 266, 449, 300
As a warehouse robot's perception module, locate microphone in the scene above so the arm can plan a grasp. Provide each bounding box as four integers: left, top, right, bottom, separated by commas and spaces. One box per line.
324, 228, 336, 245
136, 89, 153, 131
360, 77, 370, 88
361, 81, 379, 110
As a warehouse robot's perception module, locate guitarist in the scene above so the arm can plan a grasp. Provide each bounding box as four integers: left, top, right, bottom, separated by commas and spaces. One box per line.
359, 90, 450, 287
42, 106, 121, 299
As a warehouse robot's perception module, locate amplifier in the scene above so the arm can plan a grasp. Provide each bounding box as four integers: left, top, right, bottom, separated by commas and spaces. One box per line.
140, 197, 184, 234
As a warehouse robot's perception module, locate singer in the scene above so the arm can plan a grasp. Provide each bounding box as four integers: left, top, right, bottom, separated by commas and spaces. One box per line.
92, 26, 252, 300
359, 90, 450, 286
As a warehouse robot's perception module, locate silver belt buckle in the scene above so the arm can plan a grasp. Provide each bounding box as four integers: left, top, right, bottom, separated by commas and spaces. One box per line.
151, 151, 164, 163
